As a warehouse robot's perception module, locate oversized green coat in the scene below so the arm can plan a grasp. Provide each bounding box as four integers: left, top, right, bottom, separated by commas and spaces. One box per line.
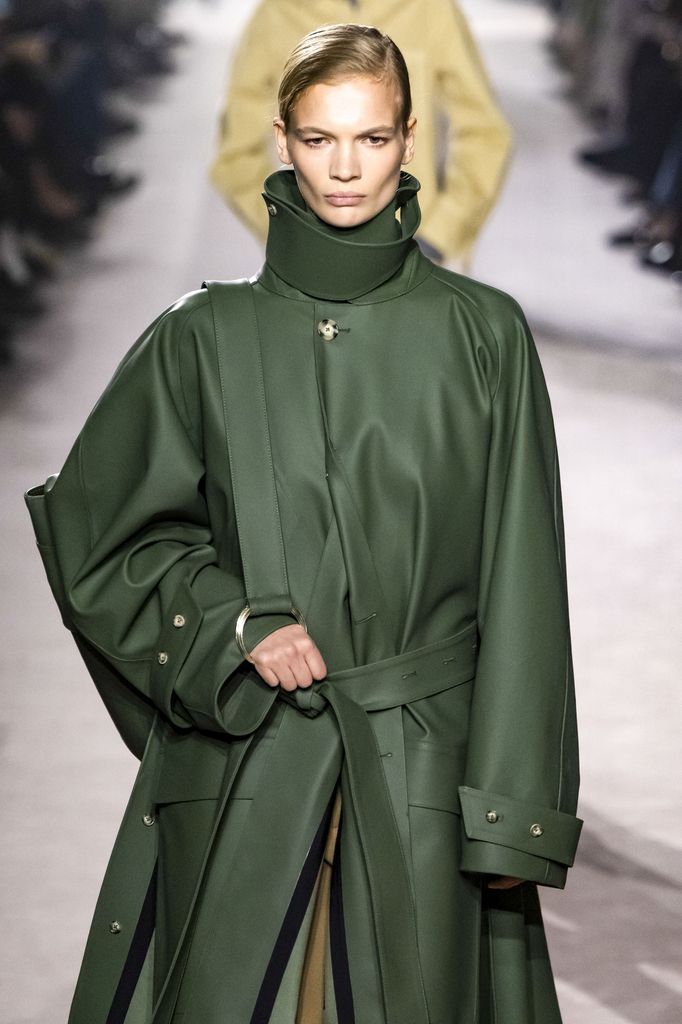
26, 171, 582, 1024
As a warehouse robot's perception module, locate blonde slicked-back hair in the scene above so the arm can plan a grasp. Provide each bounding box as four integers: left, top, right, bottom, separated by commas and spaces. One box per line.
277, 23, 412, 132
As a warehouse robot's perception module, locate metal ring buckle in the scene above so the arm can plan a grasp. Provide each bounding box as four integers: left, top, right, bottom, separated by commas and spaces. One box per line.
235, 603, 307, 664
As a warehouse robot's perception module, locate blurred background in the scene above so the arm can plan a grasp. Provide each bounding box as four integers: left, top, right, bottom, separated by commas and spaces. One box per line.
0, 1, 680, 1022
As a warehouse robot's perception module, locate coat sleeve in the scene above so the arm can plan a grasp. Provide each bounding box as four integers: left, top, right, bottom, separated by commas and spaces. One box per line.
418, 1, 512, 260
209, 3, 280, 242
43, 293, 293, 736
458, 297, 582, 888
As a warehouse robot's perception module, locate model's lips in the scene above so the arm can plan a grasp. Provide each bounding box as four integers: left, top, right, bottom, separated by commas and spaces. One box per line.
325, 193, 365, 207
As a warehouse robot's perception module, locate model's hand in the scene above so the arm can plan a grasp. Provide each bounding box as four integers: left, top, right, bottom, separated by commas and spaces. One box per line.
251, 624, 327, 692
487, 876, 524, 890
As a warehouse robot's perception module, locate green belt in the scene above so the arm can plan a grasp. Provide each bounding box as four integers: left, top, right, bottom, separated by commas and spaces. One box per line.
281, 622, 479, 1024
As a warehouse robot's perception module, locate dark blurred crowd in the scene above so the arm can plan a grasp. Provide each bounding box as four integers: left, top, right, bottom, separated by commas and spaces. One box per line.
547, 0, 682, 282
0, 0, 184, 365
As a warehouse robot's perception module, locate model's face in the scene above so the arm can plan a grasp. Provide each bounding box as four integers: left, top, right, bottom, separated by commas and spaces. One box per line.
274, 75, 416, 228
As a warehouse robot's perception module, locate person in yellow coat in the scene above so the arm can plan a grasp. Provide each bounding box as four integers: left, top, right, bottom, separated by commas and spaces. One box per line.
210, 0, 512, 262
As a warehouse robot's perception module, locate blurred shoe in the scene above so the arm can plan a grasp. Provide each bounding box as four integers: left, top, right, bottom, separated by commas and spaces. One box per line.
639, 239, 681, 274
607, 224, 650, 248
578, 143, 634, 176
133, 26, 177, 76
103, 108, 141, 138
0, 270, 45, 317
22, 233, 63, 278
620, 183, 646, 205
156, 27, 190, 48
0, 327, 14, 367
586, 103, 612, 132
83, 157, 141, 199
90, 167, 140, 198
32, 212, 92, 247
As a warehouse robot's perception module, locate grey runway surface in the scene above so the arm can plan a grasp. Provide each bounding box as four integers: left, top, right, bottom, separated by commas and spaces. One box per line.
1, 1, 681, 1022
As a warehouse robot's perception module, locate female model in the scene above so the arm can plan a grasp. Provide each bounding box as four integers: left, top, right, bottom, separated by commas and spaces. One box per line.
27, 23, 582, 1024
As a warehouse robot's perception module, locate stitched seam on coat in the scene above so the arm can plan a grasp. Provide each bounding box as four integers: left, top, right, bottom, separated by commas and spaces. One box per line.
77, 437, 95, 553
554, 452, 570, 816
429, 271, 530, 402
171, 299, 211, 442
556, 645, 571, 815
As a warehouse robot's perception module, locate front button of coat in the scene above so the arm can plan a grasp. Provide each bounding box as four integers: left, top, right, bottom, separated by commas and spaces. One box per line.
317, 319, 339, 341
486, 811, 499, 824
172, 614, 186, 628
266, 203, 277, 216
142, 813, 155, 827
109, 921, 122, 935
157, 651, 168, 665
530, 823, 544, 838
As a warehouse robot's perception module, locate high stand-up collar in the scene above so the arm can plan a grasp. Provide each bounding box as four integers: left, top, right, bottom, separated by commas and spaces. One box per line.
260, 169, 423, 301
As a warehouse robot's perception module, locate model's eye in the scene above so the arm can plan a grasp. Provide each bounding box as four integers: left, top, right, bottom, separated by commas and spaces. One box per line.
366, 136, 389, 146
304, 136, 326, 147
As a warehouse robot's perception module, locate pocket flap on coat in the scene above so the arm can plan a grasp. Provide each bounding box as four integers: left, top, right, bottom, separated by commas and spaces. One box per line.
406, 741, 464, 815
155, 732, 229, 804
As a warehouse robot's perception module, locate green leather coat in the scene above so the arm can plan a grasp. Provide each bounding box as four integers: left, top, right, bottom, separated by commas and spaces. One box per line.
27, 171, 581, 1024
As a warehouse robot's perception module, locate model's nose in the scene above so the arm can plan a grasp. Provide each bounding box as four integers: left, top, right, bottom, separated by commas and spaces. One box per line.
330, 144, 360, 181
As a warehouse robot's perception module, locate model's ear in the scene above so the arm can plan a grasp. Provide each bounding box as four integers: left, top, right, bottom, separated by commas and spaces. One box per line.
401, 116, 417, 166
273, 119, 293, 165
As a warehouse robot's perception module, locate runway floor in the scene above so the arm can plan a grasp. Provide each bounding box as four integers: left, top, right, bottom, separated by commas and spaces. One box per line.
1, 1, 681, 1021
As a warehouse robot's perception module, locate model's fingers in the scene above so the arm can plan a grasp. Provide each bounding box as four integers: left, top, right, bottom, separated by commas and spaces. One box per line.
255, 664, 280, 688
276, 665, 298, 692
304, 643, 327, 680
249, 625, 326, 690
487, 876, 524, 890
290, 655, 313, 689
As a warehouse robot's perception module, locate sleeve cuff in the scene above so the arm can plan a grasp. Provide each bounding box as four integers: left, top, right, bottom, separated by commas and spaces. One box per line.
148, 580, 299, 735
458, 785, 583, 888
148, 576, 205, 728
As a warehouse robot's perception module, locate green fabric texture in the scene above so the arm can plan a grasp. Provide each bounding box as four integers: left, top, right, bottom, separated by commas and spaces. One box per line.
26, 169, 581, 1024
